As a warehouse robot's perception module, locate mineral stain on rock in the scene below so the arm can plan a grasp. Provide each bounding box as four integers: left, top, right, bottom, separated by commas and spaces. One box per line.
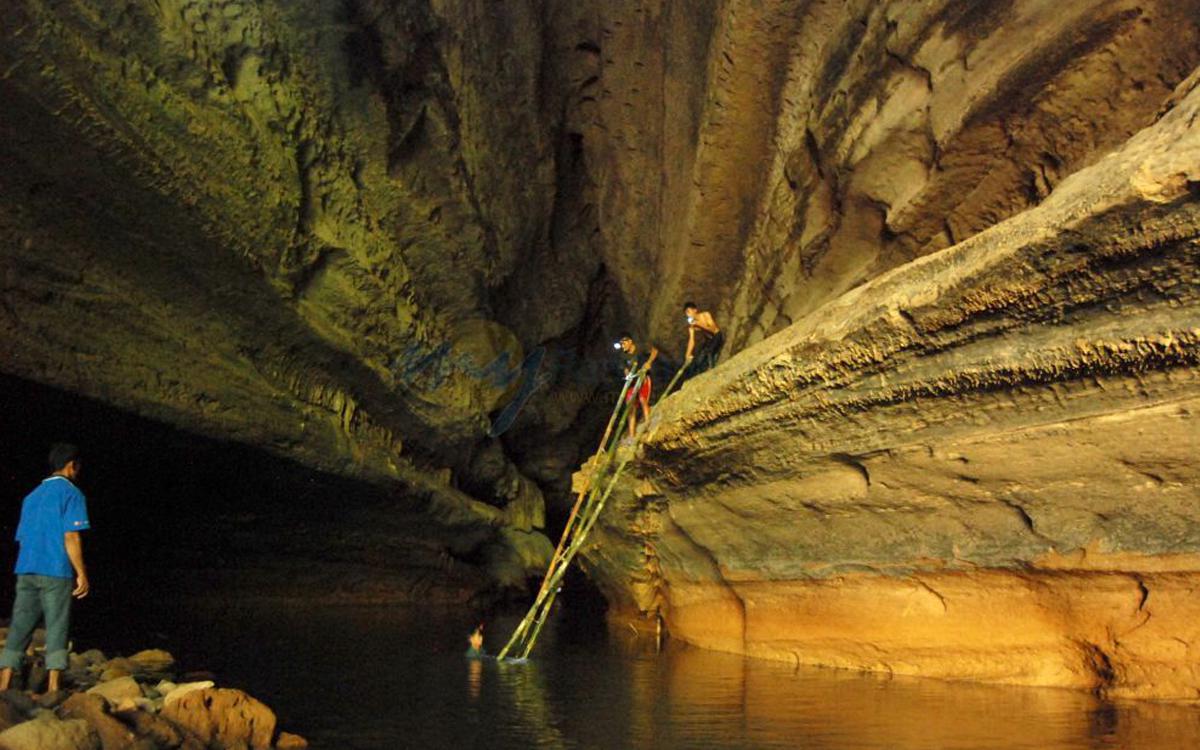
0, 0, 1199, 702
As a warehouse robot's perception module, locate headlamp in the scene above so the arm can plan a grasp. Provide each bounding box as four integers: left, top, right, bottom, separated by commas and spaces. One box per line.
613, 341, 622, 350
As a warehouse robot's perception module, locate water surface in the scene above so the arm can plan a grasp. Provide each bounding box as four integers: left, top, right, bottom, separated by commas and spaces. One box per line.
76, 601, 1200, 749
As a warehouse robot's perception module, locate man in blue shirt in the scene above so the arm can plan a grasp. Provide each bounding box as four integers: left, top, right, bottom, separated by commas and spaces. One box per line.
0, 443, 90, 693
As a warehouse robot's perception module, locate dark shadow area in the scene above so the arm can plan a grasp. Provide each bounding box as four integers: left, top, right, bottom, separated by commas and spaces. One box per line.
0, 373, 491, 619
553, 565, 610, 646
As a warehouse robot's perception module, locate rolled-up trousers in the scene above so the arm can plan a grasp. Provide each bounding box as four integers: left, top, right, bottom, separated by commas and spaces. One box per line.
0, 574, 73, 672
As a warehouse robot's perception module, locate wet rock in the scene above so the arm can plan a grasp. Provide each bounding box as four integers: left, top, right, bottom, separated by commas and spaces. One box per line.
111, 707, 186, 749
98, 658, 137, 683
124, 652, 174, 681
0, 712, 99, 750
126, 651, 174, 677
0, 690, 37, 717
160, 688, 275, 750
0, 694, 26, 731
160, 681, 214, 707
87, 677, 143, 705
38, 691, 70, 709
110, 697, 156, 715
58, 693, 138, 750
275, 731, 308, 749
65, 656, 97, 689
76, 651, 108, 669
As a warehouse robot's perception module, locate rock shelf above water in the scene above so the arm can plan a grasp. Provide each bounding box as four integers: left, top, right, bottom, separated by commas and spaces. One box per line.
580, 71, 1200, 699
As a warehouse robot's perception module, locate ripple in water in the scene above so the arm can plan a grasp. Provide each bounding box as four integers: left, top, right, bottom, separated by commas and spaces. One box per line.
77, 601, 1200, 749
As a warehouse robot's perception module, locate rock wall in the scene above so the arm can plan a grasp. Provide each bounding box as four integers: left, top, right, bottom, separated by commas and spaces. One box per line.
0, 0, 571, 592
1, 0, 1198, 651
581, 69, 1200, 697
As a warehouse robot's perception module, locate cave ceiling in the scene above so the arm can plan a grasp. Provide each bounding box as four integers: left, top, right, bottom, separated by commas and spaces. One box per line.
1, 0, 1197, 574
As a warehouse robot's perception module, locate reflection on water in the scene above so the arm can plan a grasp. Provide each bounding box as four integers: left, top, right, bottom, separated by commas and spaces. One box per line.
77, 601, 1200, 749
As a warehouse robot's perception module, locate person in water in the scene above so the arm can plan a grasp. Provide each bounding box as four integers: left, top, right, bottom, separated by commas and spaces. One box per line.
466, 624, 485, 658
683, 301, 725, 375
616, 334, 658, 439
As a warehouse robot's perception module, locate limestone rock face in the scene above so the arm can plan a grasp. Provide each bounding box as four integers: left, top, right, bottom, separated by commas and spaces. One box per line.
0, 0, 570, 595
1, 0, 1198, 654
582, 72, 1200, 697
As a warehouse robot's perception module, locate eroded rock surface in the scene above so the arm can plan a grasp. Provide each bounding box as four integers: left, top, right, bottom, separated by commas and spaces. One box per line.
582, 71, 1200, 697
1, 0, 1198, 683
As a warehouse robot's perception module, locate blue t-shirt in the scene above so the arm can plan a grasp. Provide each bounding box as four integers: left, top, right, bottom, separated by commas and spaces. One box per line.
14, 476, 90, 578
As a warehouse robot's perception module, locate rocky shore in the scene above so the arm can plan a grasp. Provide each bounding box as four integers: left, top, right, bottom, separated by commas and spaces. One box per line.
0, 629, 305, 750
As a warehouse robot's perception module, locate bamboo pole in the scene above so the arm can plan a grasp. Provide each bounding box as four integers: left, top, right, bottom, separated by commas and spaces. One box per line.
498, 372, 644, 658
501, 358, 693, 659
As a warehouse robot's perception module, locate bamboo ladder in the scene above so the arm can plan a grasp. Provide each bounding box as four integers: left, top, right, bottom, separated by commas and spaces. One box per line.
498, 360, 692, 660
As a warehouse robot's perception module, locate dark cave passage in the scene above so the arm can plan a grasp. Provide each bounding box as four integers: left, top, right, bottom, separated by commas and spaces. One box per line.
0, 373, 500, 609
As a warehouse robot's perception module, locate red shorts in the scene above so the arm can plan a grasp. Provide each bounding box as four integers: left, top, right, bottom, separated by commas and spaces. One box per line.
625, 376, 652, 404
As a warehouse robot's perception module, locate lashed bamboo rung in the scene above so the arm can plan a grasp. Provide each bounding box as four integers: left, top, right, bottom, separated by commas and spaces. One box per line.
499, 360, 691, 659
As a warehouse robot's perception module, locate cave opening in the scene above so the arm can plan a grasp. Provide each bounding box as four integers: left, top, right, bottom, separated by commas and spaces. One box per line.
0, 372, 610, 616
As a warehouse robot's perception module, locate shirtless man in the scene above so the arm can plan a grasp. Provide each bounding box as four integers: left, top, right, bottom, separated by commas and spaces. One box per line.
616, 334, 658, 439
683, 302, 725, 375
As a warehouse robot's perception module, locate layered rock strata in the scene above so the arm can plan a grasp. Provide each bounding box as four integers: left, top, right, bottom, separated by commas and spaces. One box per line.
581, 74, 1200, 699
2, 0, 1199, 629
0, 0, 571, 593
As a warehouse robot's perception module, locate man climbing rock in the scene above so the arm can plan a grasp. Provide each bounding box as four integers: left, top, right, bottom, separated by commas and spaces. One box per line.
683, 301, 725, 375
0, 443, 90, 695
616, 334, 658, 439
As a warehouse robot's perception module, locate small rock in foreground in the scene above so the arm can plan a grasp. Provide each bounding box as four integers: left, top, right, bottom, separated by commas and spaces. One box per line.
0, 638, 305, 749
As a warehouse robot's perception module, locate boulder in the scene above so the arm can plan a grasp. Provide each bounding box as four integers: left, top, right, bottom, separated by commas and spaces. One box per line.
37, 691, 70, 709
87, 677, 143, 705
0, 697, 25, 732
76, 651, 107, 668
275, 732, 308, 750
160, 688, 275, 750
126, 651, 174, 677
58, 693, 138, 750
0, 712, 99, 750
161, 681, 214, 707
112, 708, 185, 749
0, 690, 35, 717
110, 698, 155, 715
98, 658, 135, 683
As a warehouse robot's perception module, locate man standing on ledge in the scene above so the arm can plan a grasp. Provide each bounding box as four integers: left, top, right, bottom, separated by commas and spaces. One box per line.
0, 443, 90, 694
683, 301, 725, 375
617, 334, 658, 439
